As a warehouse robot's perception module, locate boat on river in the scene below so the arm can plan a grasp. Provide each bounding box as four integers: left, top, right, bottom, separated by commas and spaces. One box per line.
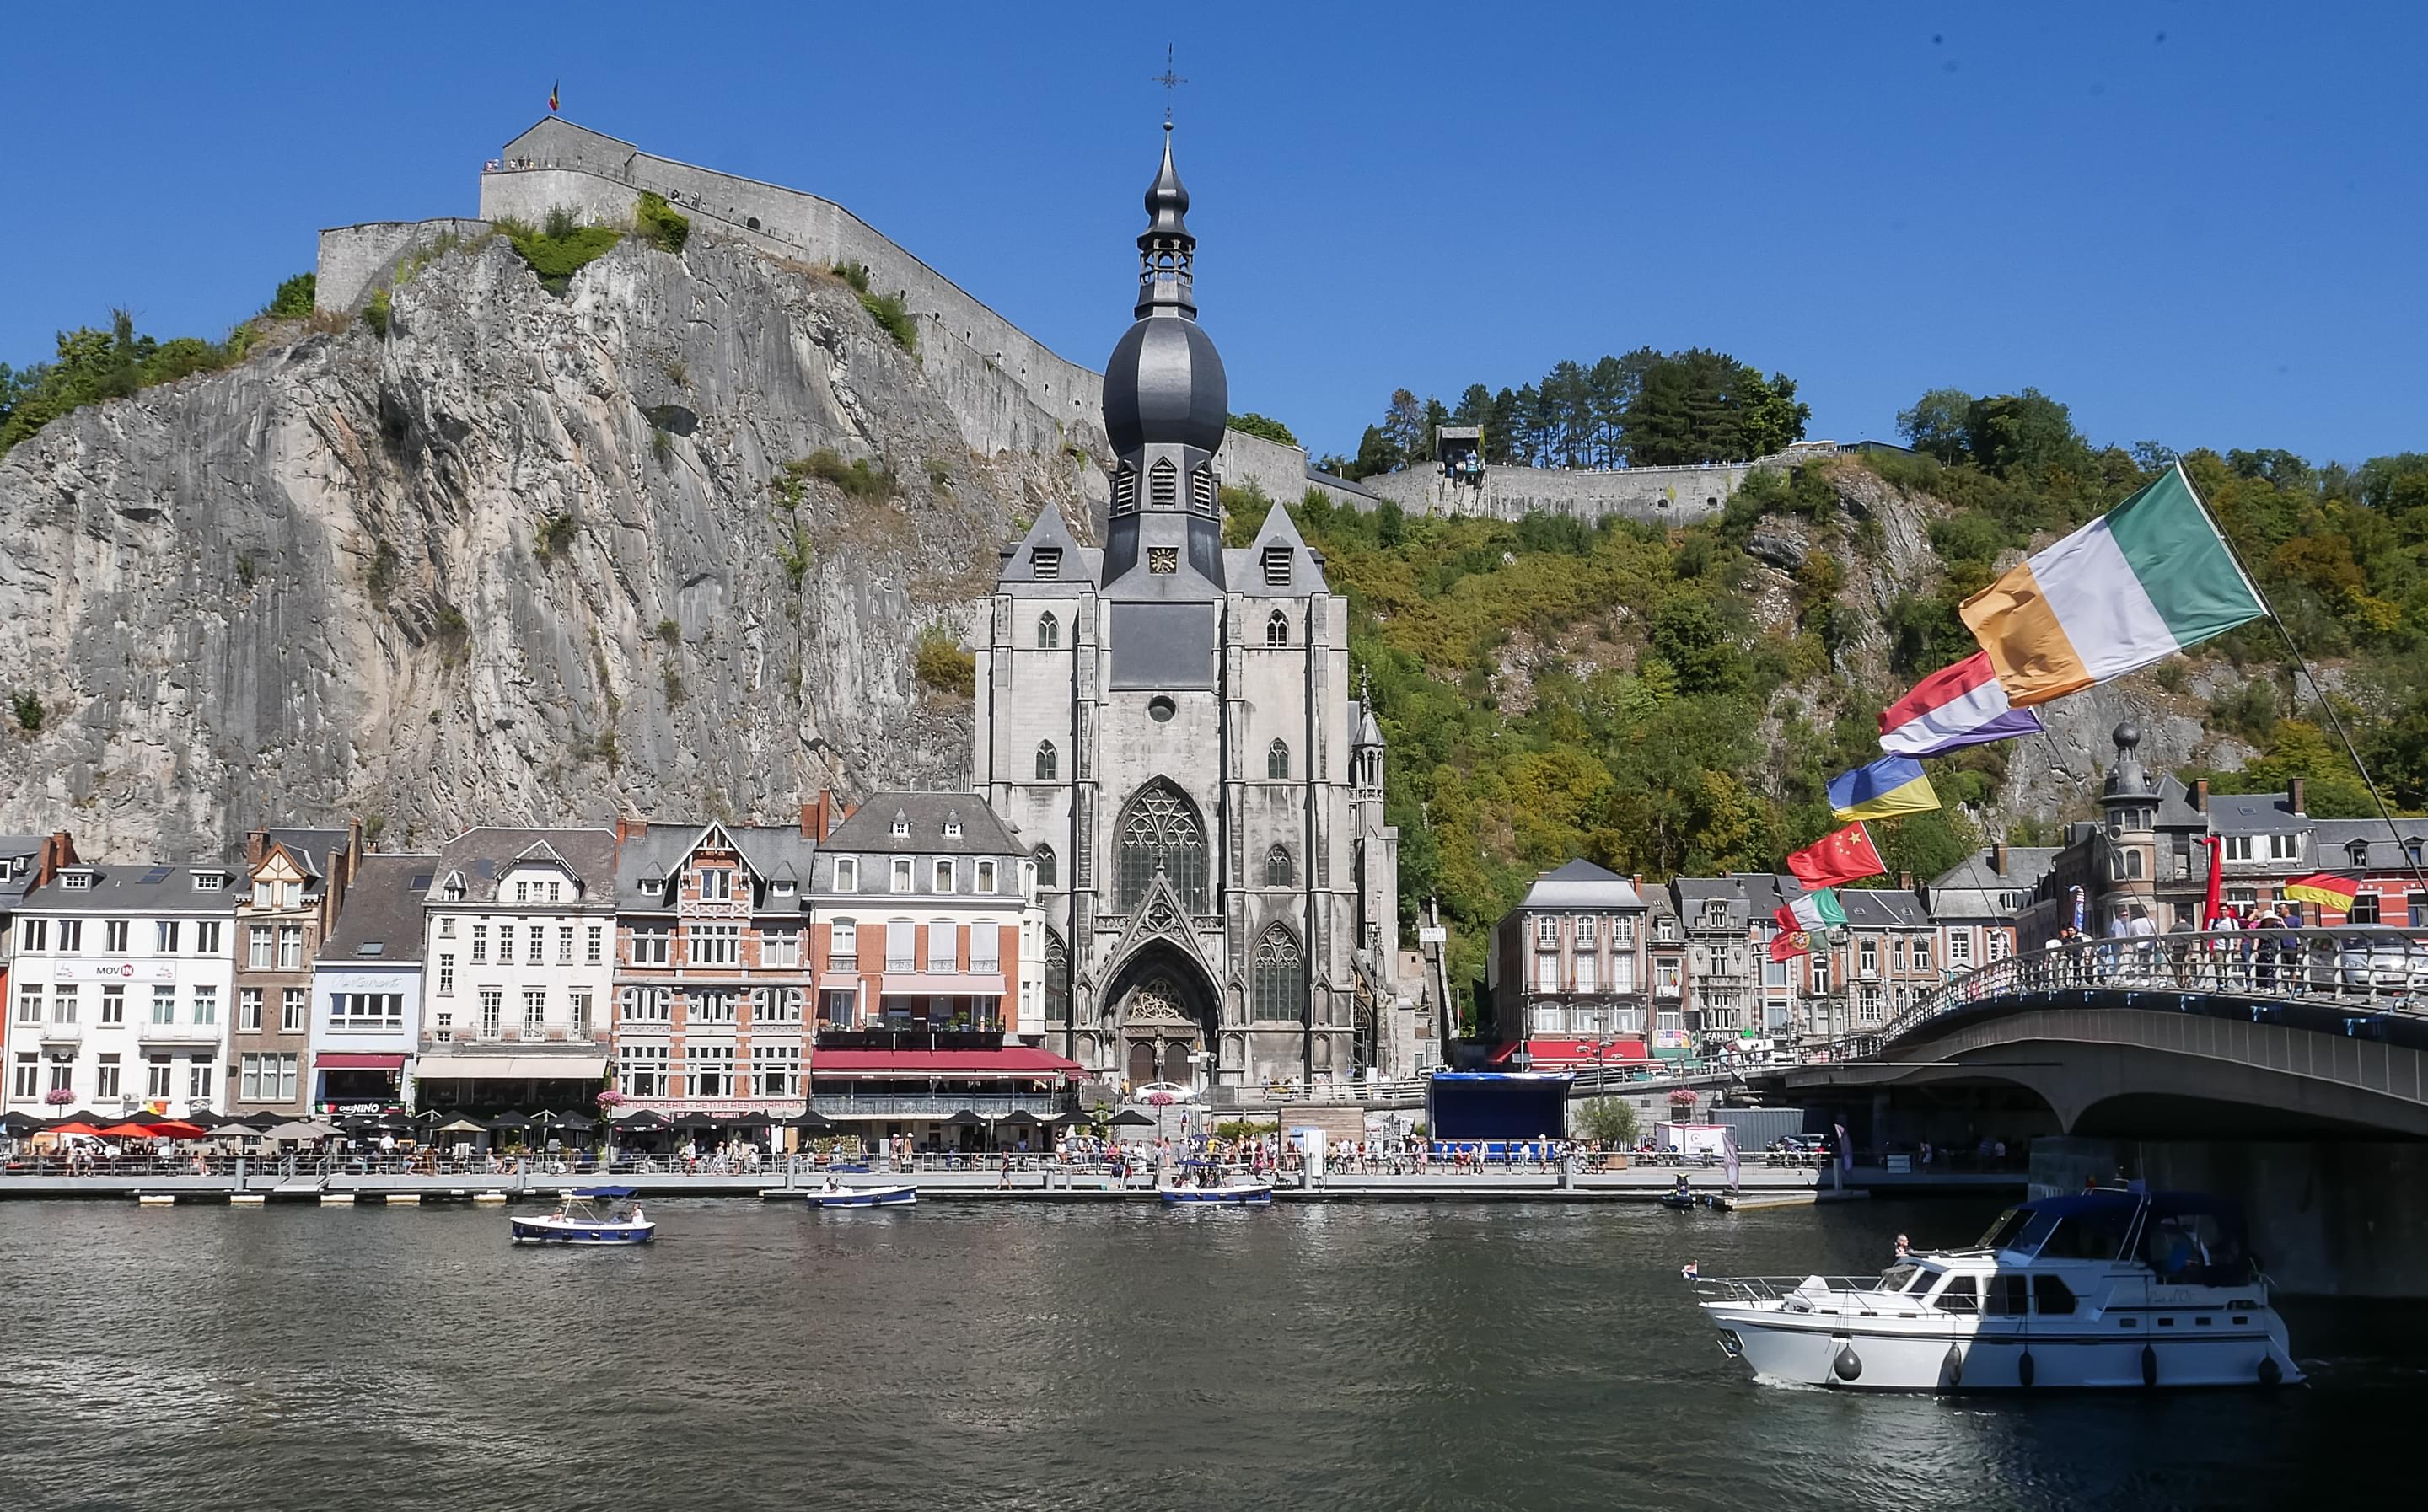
799, 1180, 917, 1208
1163, 1172, 1274, 1206
510, 1187, 656, 1246
1692, 1188, 2301, 1391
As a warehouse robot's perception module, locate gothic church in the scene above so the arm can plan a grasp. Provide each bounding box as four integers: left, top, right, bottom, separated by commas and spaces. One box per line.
973, 126, 1408, 1090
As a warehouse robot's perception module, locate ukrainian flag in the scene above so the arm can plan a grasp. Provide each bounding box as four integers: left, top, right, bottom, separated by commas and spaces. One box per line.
1828, 754, 1940, 822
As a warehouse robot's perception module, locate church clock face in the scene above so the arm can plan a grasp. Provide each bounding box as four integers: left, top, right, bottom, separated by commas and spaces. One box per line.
1147, 546, 1178, 575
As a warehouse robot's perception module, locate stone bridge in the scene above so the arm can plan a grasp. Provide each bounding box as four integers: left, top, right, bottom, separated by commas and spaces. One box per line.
1776, 930, 2428, 1140
1766, 931, 2428, 1295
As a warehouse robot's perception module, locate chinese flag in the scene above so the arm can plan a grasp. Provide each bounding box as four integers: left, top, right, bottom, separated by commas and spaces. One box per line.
1786, 821, 1884, 888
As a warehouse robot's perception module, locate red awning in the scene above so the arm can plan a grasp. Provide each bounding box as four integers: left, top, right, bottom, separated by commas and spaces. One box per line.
316, 1053, 408, 1070
812, 1047, 1083, 1079
1497, 1037, 1652, 1068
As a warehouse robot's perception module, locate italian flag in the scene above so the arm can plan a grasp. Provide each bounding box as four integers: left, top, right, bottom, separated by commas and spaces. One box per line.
1781, 888, 1848, 933
1960, 464, 2264, 708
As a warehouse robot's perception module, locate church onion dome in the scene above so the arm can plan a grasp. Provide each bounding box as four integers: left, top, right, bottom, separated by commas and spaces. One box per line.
1104, 318, 1227, 456
1103, 123, 1228, 458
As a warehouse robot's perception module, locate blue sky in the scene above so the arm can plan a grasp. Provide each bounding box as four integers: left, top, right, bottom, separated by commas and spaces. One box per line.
7, 2, 2421, 464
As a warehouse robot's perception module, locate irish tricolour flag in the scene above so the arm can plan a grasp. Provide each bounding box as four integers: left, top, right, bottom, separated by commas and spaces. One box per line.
1959, 464, 2264, 708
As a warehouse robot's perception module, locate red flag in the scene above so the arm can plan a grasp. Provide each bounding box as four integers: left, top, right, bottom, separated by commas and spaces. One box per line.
1768, 927, 1810, 962
1786, 821, 1884, 888
2200, 834, 2224, 926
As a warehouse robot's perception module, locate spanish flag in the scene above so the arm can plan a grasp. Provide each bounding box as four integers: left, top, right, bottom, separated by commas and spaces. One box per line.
2281, 873, 2361, 910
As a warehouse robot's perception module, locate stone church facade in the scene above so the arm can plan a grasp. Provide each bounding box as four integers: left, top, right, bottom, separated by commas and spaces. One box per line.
972, 126, 1407, 1091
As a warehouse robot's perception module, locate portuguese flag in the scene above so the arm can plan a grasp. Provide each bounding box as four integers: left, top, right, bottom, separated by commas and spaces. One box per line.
2282, 873, 2361, 909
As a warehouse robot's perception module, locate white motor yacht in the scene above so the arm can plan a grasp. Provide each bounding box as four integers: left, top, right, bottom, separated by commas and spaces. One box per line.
1694, 1188, 2301, 1391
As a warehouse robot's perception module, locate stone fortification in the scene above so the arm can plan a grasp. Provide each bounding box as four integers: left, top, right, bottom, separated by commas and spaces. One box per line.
315, 218, 492, 315
455, 119, 1319, 501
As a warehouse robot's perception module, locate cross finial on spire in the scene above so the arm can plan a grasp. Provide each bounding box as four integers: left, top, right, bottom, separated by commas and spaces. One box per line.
1152, 44, 1186, 125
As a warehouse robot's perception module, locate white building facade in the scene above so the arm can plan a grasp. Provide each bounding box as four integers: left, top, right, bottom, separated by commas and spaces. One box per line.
4, 861, 237, 1118
416, 828, 619, 1112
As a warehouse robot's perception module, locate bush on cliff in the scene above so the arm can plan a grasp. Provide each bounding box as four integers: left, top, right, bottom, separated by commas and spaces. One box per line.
913, 626, 975, 696
268, 272, 317, 319
494, 207, 624, 296
0, 308, 271, 456
634, 191, 690, 254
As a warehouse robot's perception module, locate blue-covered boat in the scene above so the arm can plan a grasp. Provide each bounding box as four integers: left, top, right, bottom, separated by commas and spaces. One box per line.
800, 1180, 917, 1208
1163, 1173, 1274, 1206
511, 1187, 656, 1245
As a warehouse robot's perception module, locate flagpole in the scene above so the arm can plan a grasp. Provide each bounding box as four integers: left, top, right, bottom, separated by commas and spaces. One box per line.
2189, 463, 2428, 905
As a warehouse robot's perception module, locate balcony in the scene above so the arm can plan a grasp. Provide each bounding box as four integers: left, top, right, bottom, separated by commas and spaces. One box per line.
38, 1021, 83, 1046
137, 1020, 223, 1046
878, 969, 1006, 997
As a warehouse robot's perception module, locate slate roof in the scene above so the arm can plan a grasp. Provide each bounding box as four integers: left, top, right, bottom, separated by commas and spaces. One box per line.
430, 827, 620, 903
24, 862, 239, 914
2307, 818, 2428, 873
0, 837, 54, 912
1223, 502, 1329, 596
1928, 846, 2061, 921
1840, 888, 1931, 929
995, 505, 1103, 591
319, 854, 438, 964
261, 828, 352, 886
615, 822, 819, 910
1672, 873, 1795, 930
2207, 791, 2307, 836
820, 792, 1024, 858
1518, 860, 1645, 911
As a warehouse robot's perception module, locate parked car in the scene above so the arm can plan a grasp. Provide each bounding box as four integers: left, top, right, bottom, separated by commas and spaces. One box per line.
2334, 925, 2428, 996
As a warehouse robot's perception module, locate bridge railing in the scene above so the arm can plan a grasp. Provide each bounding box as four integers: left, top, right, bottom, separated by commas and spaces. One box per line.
1856, 925, 2428, 1054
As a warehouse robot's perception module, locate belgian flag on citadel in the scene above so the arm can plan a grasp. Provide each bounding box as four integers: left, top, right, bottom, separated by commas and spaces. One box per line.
549, 80, 560, 114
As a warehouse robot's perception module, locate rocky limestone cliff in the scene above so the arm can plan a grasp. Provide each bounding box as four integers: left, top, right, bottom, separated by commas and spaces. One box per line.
0, 231, 1103, 858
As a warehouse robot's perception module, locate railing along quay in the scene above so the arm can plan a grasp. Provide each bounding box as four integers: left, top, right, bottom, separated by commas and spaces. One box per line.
1839, 926, 2428, 1059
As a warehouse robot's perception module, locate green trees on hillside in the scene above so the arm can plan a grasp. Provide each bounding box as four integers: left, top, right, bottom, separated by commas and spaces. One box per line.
1328, 348, 1808, 480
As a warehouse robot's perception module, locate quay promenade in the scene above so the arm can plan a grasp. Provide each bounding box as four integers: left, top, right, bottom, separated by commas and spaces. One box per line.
0, 1158, 2017, 1205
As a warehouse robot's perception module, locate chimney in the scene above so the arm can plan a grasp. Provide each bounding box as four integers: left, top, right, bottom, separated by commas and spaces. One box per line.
2288, 777, 2307, 817
1991, 841, 2008, 876
348, 816, 366, 862
616, 815, 648, 843
2191, 778, 2210, 813
801, 794, 829, 841
244, 828, 268, 867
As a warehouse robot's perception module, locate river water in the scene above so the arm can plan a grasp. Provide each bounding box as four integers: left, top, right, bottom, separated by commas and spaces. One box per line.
0, 1196, 2415, 1511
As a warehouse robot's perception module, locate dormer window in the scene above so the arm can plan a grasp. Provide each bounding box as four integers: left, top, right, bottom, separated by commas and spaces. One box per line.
1033, 547, 1063, 580
1262, 546, 1292, 588
889, 812, 910, 839
773, 879, 796, 898
641, 877, 663, 893
2349, 840, 2371, 866
193, 872, 226, 892
62, 871, 92, 891
834, 858, 858, 892
944, 815, 964, 839
442, 877, 466, 901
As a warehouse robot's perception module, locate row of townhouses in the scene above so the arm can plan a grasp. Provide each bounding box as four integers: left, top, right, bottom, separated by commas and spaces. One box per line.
0, 796, 1062, 1138
1483, 724, 2428, 1064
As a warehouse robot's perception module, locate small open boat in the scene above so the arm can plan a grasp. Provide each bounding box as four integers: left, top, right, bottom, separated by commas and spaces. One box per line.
800, 1181, 917, 1209
1163, 1174, 1274, 1206
511, 1187, 655, 1246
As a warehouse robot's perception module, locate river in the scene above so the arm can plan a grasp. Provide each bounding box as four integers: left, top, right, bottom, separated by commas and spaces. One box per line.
0, 1196, 2415, 1511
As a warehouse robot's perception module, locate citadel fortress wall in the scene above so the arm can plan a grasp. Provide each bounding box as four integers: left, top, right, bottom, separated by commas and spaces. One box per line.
316, 118, 1776, 528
